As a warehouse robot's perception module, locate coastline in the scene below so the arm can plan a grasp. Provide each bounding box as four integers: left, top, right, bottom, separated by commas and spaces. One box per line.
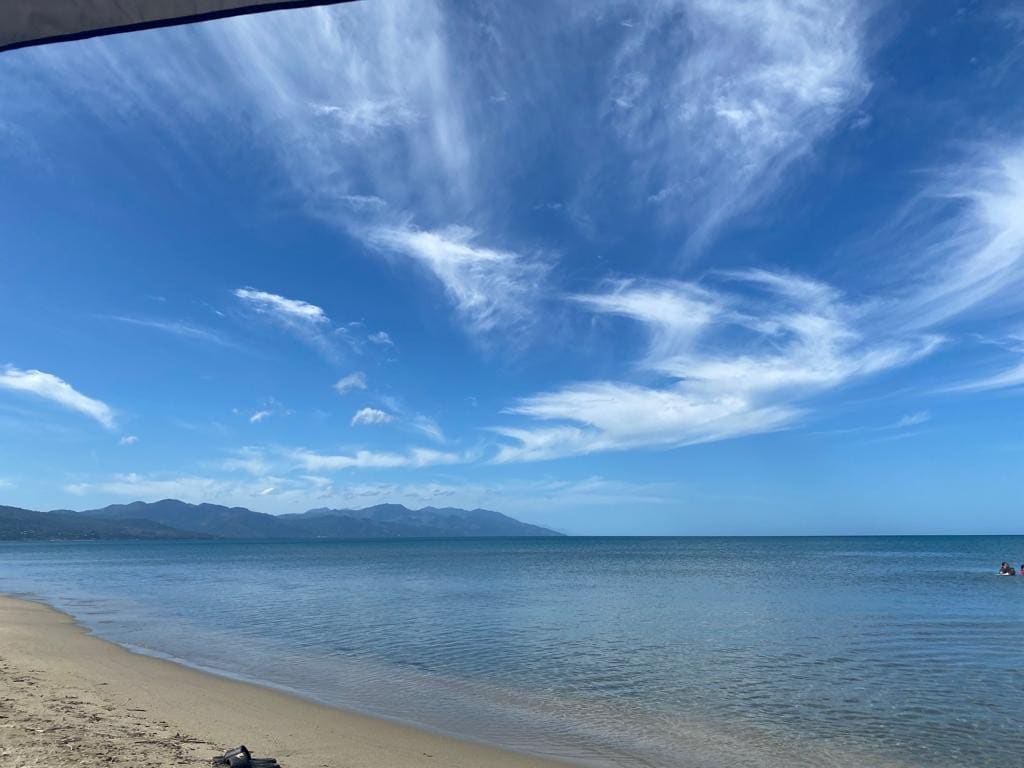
0, 594, 574, 768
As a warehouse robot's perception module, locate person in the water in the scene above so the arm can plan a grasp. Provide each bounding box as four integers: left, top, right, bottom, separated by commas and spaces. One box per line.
998, 562, 1016, 575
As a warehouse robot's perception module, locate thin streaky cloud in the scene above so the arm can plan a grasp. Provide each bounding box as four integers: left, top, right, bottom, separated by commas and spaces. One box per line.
367, 225, 550, 337
106, 315, 235, 347
891, 411, 931, 429
939, 359, 1024, 394
890, 142, 1024, 330
234, 287, 340, 361
494, 270, 941, 463
288, 447, 462, 471
64, 472, 316, 505
812, 410, 932, 436
409, 414, 445, 443
234, 287, 328, 324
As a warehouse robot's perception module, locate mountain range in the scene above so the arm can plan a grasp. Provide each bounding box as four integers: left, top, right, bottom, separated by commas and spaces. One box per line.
0, 499, 562, 540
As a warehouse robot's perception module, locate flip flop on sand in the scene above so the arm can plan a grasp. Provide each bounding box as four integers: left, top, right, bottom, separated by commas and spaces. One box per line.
213, 746, 281, 768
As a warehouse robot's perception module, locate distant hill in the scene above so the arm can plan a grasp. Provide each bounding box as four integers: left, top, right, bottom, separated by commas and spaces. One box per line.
0, 504, 205, 541
283, 503, 562, 538
82, 499, 296, 539
74, 499, 562, 539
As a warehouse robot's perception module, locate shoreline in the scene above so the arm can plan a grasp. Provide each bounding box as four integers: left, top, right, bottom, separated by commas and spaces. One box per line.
0, 593, 575, 768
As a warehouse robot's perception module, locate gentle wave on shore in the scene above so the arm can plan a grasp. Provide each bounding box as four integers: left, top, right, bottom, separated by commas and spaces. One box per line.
1, 536, 1022, 767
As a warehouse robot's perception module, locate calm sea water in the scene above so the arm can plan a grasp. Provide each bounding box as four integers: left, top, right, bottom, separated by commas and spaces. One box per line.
1, 537, 1021, 767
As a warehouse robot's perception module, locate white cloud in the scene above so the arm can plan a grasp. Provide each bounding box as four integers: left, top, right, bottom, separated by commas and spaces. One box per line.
219, 447, 271, 475
351, 407, 394, 426
891, 411, 931, 429
495, 271, 941, 463
501, 147, 1024, 460
409, 414, 445, 443
107, 316, 233, 347
367, 226, 549, 336
311, 98, 417, 137
815, 410, 933, 437
892, 143, 1024, 329
0, 1, 876, 344
570, 279, 723, 366
119, 435, 140, 445
601, 0, 871, 249
288, 447, 462, 471
64, 472, 314, 507
234, 287, 339, 359
66, 473, 239, 500
940, 360, 1024, 394
250, 410, 272, 423
368, 331, 394, 346
494, 390, 799, 463
234, 287, 328, 323
334, 371, 368, 395
0, 366, 115, 429
338, 194, 386, 210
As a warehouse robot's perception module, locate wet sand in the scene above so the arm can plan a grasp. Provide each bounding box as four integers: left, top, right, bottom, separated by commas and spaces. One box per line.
0, 594, 571, 767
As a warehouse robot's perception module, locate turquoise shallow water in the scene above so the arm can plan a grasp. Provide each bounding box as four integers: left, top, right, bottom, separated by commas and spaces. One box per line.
1, 536, 1022, 767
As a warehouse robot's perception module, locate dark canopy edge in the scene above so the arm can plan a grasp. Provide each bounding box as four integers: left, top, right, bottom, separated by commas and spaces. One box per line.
0, 0, 358, 54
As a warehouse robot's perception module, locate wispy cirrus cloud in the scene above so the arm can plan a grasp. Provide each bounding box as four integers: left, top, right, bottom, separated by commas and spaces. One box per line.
940, 361, 1024, 394
408, 414, 445, 443
234, 287, 327, 323
249, 410, 272, 424
0, 365, 116, 429
496, 135, 1024, 463
494, 272, 940, 463
367, 226, 550, 337
233, 287, 339, 360
288, 446, 463, 471
0, 4, 537, 342
815, 410, 932, 436
869, 141, 1024, 394
106, 315, 234, 347
597, 0, 872, 249
890, 143, 1024, 329
890, 411, 931, 429
4, 1, 874, 344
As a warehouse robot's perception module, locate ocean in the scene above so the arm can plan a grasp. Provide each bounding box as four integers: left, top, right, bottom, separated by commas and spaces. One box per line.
1, 536, 1021, 767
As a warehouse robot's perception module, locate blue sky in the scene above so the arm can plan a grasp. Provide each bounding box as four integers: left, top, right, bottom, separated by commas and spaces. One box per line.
1, 1, 1022, 534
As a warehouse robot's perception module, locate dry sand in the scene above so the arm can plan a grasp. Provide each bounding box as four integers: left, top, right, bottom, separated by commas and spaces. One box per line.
0, 595, 570, 768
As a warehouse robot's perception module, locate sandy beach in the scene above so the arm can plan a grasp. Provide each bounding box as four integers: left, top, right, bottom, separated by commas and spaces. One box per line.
0, 595, 570, 768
